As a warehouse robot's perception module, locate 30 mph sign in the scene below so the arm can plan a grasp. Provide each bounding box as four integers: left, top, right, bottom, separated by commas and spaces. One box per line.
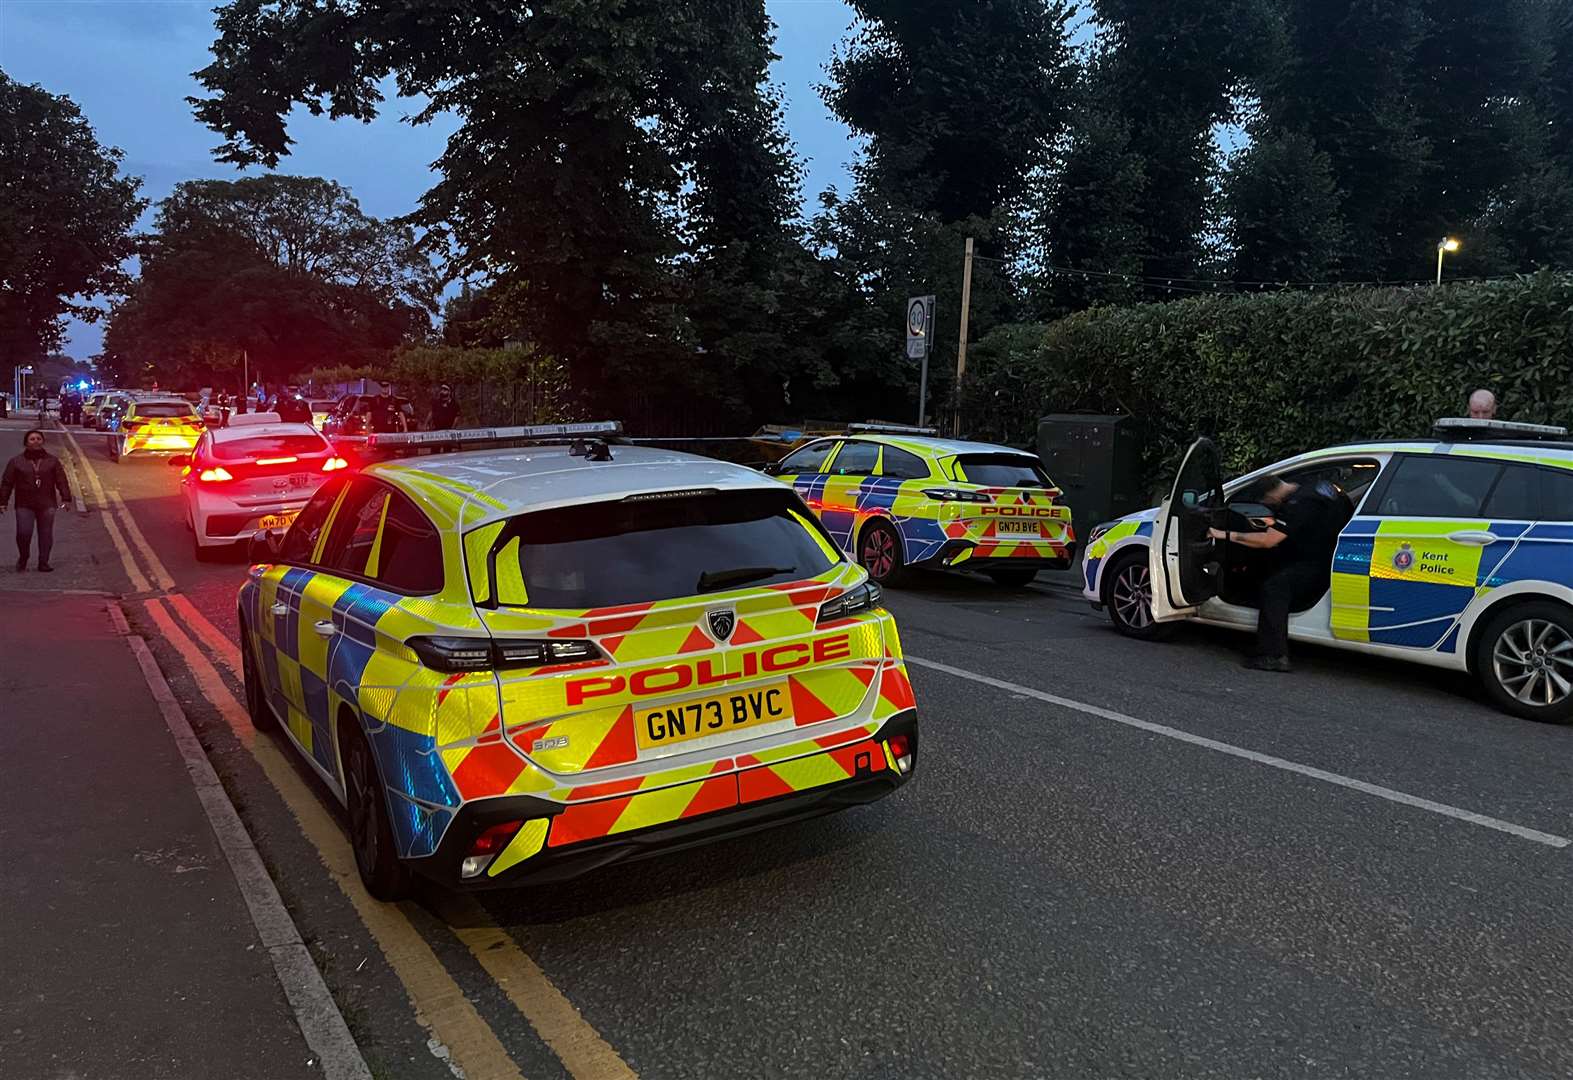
906, 295, 934, 359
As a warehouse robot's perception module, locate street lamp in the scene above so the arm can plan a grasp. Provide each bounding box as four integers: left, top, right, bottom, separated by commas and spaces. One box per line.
1436, 237, 1461, 286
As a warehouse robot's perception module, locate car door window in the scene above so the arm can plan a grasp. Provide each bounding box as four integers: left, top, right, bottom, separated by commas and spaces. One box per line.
829, 440, 880, 476
280, 477, 348, 564
369, 493, 444, 593
1481, 463, 1541, 520
779, 440, 839, 474
880, 446, 930, 480
1374, 456, 1501, 518
1539, 469, 1573, 521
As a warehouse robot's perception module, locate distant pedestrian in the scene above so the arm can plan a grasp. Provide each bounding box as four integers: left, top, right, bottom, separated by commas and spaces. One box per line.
1468, 389, 1498, 420
0, 429, 73, 572
429, 384, 458, 431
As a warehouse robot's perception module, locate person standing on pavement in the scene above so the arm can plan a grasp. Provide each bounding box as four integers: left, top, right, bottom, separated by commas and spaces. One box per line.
429, 384, 459, 431
0, 429, 73, 572
1207, 475, 1344, 672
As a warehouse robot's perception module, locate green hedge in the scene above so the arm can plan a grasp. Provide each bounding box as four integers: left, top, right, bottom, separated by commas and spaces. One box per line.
961, 271, 1573, 482
301, 345, 576, 429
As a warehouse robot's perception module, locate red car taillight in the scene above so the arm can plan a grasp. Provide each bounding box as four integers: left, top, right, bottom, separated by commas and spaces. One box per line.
198, 466, 234, 483
461, 821, 525, 879
322, 456, 348, 472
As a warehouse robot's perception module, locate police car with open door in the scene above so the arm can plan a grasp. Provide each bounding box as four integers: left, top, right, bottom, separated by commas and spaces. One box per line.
1083, 419, 1573, 722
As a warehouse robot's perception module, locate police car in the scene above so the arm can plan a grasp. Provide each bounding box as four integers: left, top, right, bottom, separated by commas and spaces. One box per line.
1083, 419, 1573, 722
238, 422, 918, 898
768, 425, 1075, 587
111, 395, 205, 460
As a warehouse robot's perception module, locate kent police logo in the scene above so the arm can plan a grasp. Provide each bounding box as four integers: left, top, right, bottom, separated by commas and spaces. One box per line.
1393, 542, 1416, 571
707, 609, 737, 642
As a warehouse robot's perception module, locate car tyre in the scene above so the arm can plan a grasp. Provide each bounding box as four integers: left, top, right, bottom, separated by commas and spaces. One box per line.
1473, 601, 1573, 724
193, 533, 222, 562
340, 718, 414, 901
240, 626, 279, 733
984, 566, 1039, 588
857, 519, 909, 587
1103, 549, 1175, 641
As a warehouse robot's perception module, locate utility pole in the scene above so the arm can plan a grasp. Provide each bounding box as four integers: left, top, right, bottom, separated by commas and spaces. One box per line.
953, 237, 975, 436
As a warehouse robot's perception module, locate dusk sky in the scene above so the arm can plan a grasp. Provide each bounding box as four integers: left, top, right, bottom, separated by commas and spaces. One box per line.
0, 0, 863, 359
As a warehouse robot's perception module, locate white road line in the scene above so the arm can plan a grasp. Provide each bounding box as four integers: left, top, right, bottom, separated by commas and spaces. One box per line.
126, 628, 373, 1080
905, 654, 1572, 849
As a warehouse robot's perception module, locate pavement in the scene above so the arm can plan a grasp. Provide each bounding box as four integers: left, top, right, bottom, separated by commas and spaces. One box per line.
7, 415, 1572, 1079
0, 590, 317, 1080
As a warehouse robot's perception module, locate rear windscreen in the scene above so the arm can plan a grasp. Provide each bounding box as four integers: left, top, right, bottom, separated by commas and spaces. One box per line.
485, 489, 839, 608
955, 454, 1052, 488
137, 403, 197, 418
212, 434, 330, 461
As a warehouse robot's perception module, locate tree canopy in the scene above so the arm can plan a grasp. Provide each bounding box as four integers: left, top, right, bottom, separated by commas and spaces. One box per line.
102, 175, 435, 389
0, 73, 144, 369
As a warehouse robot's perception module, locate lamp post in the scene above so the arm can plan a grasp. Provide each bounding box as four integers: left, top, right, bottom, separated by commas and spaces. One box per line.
1435, 237, 1461, 286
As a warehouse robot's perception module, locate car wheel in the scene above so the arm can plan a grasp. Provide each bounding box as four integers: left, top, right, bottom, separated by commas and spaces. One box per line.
193, 533, 222, 562
858, 519, 909, 587
240, 627, 279, 732
984, 566, 1039, 588
1474, 602, 1573, 724
340, 718, 414, 901
1103, 549, 1174, 641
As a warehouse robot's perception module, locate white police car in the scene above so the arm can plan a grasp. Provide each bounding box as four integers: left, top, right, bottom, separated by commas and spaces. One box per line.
1083, 419, 1573, 722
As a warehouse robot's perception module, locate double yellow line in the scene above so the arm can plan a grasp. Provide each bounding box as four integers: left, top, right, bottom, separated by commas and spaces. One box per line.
60, 426, 636, 1080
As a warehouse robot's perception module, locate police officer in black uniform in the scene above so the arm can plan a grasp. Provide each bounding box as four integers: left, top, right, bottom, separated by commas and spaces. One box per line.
1209, 475, 1344, 672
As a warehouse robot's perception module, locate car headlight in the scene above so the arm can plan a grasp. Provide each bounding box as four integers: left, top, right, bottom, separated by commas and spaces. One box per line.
1086, 520, 1116, 545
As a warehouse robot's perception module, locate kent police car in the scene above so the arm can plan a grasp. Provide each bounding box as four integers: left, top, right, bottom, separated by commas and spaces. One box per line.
1083, 419, 1573, 722
767, 424, 1075, 587
238, 422, 918, 898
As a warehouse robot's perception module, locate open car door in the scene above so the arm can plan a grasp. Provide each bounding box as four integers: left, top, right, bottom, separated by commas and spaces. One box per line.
1148, 438, 1226, 621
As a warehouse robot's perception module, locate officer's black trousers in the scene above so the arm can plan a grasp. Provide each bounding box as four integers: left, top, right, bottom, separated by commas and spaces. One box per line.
1254, 560, 1330, 659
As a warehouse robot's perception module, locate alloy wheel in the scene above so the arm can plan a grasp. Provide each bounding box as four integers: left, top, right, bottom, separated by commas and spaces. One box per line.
1492, 618, 1573, 708
1112, 562, 1154, 629
862, 528, 896, 581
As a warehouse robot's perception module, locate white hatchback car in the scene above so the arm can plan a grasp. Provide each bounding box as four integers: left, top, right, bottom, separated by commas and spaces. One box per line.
176, 414, 347, 561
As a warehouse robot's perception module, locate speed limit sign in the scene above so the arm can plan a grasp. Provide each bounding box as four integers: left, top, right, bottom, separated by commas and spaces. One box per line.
906, 295, 934, 359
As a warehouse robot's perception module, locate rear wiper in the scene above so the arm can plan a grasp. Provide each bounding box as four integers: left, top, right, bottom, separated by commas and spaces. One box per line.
696, 565, 796, 593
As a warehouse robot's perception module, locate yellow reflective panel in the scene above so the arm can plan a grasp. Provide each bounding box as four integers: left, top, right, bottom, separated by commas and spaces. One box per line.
790, 509, 841, 563
311, 485, 351, 564
495, 536, 529, 605
463, 522, 505, 605
363, 495, 393, 578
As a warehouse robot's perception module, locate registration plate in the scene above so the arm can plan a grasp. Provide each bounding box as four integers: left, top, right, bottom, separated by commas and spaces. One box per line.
635, 684, 793, 750
289, 473, 312, 489
259, 513, 297, 530
995, 520, 1041, 536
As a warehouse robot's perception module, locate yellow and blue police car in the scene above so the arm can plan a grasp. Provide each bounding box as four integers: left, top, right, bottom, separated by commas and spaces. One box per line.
238, 422, 918, 899
769, 424, 1075, 588
1083, 418, 1573, 722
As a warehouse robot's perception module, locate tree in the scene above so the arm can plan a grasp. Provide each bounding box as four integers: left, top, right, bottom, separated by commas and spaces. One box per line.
1223, 128, 1346, 284
102, 176, 435, 389
817, 0, 1078, 420
191, 0, 813, 426
0, 74, 144, 369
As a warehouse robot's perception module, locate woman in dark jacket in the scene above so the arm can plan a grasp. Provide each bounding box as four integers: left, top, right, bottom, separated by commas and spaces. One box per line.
0, 429, 72, 571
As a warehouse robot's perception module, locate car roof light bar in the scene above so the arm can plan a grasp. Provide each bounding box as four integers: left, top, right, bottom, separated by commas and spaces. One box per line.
846, 423, 939, 436
366, 420, 624, 450
1432, 417, 1569, 442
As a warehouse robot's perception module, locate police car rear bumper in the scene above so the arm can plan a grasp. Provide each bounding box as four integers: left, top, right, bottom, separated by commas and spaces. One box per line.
922, 539, 1076, 572
415, 710, 917, 889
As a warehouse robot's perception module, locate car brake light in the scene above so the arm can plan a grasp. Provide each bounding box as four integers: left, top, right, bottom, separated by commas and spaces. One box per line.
817, 581, 882, 624
461, 820, 524, 879
256, 456, 298, 465
887, 733, 913, 774
922, 487, 990, 503
322, 456, 348, 472
198, 466, 234, 482
406, 636, 603, 673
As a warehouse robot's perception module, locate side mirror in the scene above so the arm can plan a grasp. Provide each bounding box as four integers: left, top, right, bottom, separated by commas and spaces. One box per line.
247, 528, 283, 563
759, 461, 781, 476
168, 454, 190, 467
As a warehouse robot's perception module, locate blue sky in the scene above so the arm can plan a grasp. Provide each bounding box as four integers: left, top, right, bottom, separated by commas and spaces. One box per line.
0, 0, 861, 358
